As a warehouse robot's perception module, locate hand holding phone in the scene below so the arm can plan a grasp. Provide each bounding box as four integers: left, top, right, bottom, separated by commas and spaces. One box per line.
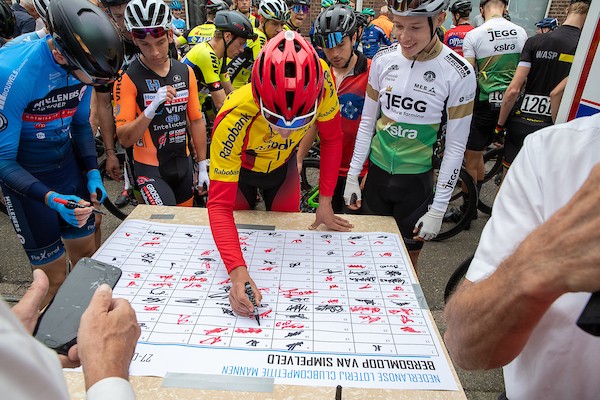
34, 258, 122, 355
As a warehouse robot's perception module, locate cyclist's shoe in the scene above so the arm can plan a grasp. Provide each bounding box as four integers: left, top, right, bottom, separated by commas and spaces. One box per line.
443, 207, 463, 223
115, 189, 131, 208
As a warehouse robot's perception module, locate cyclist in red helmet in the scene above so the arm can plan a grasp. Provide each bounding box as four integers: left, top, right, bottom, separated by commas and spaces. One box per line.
207, 30, 353, 318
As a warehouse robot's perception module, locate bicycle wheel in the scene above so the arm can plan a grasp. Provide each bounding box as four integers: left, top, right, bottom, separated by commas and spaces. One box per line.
300, 158, 320, 213
433, 167, 478, 241
478, 146, 504, 215
444, 254, 473, 304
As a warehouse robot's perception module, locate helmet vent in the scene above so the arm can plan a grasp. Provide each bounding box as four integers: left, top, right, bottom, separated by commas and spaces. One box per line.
286, 92, 294, 110
284, 61, 296, 78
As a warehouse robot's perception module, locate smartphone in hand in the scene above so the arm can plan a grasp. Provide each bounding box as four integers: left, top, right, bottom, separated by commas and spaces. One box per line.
33, 258, 122, 355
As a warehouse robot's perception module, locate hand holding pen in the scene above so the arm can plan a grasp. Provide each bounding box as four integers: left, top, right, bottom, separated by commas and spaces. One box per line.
53, 197, 106, 215
245, 281, 260, 326
46, 192, 100, 228
228, 267, 263, 319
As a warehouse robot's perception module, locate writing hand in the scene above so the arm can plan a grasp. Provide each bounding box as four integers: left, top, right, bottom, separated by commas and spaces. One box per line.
229, 267, 262, 318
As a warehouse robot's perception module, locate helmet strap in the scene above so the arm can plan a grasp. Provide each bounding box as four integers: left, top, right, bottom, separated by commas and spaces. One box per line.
341, 36, 358, 69
410, 17, 438, 65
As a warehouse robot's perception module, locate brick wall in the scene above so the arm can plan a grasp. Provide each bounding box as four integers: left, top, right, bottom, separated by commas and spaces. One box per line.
548, 0, 570, 23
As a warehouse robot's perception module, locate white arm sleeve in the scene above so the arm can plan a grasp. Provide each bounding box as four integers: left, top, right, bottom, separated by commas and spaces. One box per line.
431, 64, 477, 212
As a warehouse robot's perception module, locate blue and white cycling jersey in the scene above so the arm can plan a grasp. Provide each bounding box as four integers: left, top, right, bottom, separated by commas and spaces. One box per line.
0, 36, 96, 203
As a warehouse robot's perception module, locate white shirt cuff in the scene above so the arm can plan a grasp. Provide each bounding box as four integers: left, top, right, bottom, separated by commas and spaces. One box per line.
87, 377, 135, 400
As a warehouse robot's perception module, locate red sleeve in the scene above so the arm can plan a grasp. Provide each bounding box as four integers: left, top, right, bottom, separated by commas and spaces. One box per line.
316, 112, 343, 197
207, 180, 246, 273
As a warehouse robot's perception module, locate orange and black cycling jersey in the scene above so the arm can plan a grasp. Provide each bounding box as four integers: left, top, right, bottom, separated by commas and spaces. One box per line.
113, 58, 202, 166
207, 60, 343, 273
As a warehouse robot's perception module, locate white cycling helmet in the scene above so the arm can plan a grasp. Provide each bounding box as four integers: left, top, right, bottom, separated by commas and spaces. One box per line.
387, 0, 449, 17
258, 0, 289, 21
33, 0, 50, 22
125, 0, 172, 30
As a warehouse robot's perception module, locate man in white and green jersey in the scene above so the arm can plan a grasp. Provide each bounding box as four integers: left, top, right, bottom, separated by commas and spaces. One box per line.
462, 0, 526, 195
344, 0, 476, 266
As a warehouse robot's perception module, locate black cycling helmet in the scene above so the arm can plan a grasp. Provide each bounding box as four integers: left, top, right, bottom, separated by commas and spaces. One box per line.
48, 0, 125, 83
314, 5, 357, 48
354, 10, 368, 28
0, 0, 16, 39
450, 0, 472, 16
214, 10, 257, 40
100, 0, 131, 7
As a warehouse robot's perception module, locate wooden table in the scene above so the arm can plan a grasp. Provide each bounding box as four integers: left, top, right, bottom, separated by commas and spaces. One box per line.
65, 205, 466, 399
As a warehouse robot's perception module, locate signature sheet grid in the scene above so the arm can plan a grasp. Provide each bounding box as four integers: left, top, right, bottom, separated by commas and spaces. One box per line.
95, 220, 439, 358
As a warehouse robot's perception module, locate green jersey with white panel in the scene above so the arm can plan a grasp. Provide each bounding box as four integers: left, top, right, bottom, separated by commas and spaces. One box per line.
463, 16, 527, 103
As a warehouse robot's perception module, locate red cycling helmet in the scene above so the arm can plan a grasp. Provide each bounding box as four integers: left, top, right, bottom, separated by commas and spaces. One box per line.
252, 30, 324, 130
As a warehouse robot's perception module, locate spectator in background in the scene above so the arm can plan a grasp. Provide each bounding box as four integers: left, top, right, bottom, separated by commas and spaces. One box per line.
11, 0, 38, 36
361, 7, 391, 58
371, 5, 393, 40
284, 0, 310, 31
169, 0, 186, 30
443, 0, 473, 57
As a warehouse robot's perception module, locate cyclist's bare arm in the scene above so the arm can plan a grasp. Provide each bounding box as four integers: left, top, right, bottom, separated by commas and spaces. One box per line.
189, 118, 207, 161
187, 68, 207, 161
497, 66, 529, 126
296, 125, 318, 171
223, 80, 234, 95
211, 88, 228, 111
95, 90, 122, 181
550, 77, 568, 124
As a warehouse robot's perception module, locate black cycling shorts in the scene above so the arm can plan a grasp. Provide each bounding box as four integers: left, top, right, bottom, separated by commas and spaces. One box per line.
504, 117, 552, 167
362, 163, 433, 251
134, 156, 194, 206
467, 101, 498, 151
236, 153, 300, 212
